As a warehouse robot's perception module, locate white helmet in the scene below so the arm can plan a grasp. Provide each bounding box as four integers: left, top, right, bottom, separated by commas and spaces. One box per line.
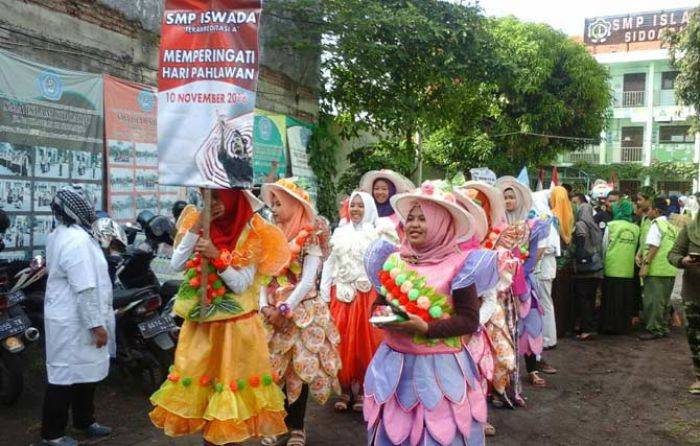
93, 217, 127, 250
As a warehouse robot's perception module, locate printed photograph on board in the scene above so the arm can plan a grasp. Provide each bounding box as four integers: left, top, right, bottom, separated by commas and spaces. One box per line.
110, 167, 134, 193
135, 170, 158, 191
0, 179, 31, 211
158, 194, 179, 218
0, 250, 28, 261
71, 150, 102, 181
81, 182, 104, 211
0, 142, 31, 177
34, 182, 67, 212
135, 142, 158, 167
32, 215, 53, 247
4, 214, 31, 249
135, 193, 158, 216
35, 146, 70, 179
108, 140, 134, 165
110, 194, 135, 221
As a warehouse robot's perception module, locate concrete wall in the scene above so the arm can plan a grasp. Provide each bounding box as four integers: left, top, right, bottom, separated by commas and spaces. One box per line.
0, 0, 320, 122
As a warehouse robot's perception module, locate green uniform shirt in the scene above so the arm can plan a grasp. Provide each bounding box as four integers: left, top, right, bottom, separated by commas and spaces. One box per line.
604, 220, 640, 278
638, 216, 651, 257
648, 218, 679, 277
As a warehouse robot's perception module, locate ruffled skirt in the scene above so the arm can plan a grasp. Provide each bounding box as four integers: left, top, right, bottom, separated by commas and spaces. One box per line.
149, 315, 287, 445
268, 297, 342, 405
364, 343, 486, 446
518, 278, 544, 356
330, 287, 383, 392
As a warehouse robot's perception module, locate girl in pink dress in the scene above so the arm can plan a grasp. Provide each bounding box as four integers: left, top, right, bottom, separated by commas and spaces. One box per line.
363, 182, 498, 446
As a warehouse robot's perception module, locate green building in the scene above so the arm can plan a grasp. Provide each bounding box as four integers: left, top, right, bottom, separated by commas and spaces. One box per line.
559, 8, 698, 196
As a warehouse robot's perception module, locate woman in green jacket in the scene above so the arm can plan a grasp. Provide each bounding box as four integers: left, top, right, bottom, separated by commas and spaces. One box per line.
600, 200, 639, 334
668, 208, 700, 395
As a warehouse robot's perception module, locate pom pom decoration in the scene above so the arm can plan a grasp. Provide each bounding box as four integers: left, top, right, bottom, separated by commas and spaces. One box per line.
377, 253, 454, 323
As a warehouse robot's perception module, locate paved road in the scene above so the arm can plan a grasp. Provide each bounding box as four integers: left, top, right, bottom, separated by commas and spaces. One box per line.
5, 330, 699, 446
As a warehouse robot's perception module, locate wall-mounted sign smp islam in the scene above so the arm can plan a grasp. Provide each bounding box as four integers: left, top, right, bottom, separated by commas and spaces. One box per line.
584, 8, 692, 45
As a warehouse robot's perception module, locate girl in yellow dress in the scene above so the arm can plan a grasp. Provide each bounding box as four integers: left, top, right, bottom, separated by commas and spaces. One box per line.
149, 189, 290, 445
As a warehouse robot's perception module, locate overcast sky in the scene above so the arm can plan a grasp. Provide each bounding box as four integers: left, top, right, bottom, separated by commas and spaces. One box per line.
473, 0, 697, 36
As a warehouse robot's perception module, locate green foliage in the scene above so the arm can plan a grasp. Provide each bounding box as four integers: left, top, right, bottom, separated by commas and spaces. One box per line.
574, 161, 697, 183
337, 139, 416, 194
668, 6, 700, 130
307, 113, 339, 220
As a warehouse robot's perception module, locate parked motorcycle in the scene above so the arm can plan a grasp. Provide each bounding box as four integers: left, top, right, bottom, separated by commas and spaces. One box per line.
0, 256, 45, 405
96, 217, 178, 394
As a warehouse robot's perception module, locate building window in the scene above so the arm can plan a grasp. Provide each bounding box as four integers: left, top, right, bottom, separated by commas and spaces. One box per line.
659, 125, 694, 143
622, 73, 645, 106
657, 181, 692, 196
661, 71, 678, 90
621, 127, 644, 147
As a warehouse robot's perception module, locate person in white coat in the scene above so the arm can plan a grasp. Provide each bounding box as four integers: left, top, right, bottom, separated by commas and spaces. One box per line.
41, 186, 114, 446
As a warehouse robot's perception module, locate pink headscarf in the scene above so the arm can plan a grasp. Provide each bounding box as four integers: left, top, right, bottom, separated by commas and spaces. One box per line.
399, 199, 462, 265
272, 189, 313, 241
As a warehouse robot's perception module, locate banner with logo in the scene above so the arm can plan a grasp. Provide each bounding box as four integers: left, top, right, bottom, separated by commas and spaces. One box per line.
104, 75, 185, 222
158, 0, 263, 189
0, 49, 103, 259
286, 117, 317, 203
469, 167, 497, 185
253, 112, 287, 183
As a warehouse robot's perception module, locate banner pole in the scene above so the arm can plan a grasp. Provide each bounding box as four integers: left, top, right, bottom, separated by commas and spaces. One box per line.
199, 188, 211, 320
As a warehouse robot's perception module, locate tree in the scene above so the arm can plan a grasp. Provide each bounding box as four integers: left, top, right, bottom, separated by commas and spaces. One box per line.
423, 17, 611, 175
669, 6, 700, 130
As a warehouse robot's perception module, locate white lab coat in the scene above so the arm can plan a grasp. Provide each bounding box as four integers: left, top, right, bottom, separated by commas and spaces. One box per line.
44, 225, 115, 385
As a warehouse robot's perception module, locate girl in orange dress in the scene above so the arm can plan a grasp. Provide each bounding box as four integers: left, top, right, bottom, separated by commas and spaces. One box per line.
320, 191, 391, 412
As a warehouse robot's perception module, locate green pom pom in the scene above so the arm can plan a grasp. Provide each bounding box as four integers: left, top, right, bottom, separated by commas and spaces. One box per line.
208, 264, 216, 273
215, 383, 224, 393
408, 289, 420, 301
429, 306, 443, 319
182, 377, 192, 387
380, 286, 387, 296
186, 269, 196, 279
262, 375, 273, 386
214, 297, 223, 305
236, 378, 246, 390
392, 299, 400, 307
213, 280, 223, 290
520, 246, 528, 255
395, 274, 407, 286
383, 260, 393, 271
168, 365, 174, 373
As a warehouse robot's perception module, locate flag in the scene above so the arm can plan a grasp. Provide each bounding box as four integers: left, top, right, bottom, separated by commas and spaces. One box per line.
551, 166, 559, 188
516, 166, 529, 186
536, 168, 544, 191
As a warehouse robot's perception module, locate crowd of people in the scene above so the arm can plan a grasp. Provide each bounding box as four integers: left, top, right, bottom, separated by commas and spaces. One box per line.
38, 172, 700, 446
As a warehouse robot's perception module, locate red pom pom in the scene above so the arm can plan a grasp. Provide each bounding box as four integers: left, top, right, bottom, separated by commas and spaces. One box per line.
208, 273, 218, 283
189, 277, 201, 288
398, 294, 409, 305
405, 302, 418, 314
484, 241, 494, 249
167, 374, 180, 383
248, 375, 261, 387
229, 380, 239, 392
199, 375, 211, 386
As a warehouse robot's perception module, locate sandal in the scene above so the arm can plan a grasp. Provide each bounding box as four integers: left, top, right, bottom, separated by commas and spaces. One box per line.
537, 360, 557, 375
576, 333, 594, 341
528, 371, 547, 387
334, 394, 350, 412
286, 430, 306, 446
261, 434, 290, 446
491, 392, 515, 410
352, 395, 364, 412
484, 422, 496, 437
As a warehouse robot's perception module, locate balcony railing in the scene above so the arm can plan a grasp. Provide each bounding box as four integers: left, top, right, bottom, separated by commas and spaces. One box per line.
620, 146, 644, 162
622, 90, 645, 107
562, 148, 600, 164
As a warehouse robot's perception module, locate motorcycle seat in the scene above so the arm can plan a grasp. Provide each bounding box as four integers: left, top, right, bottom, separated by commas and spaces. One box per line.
112, 286, 157, 309
160, 280, 181, 299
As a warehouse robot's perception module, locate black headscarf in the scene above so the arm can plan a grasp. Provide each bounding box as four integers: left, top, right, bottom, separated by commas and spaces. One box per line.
51, 185, 96, 232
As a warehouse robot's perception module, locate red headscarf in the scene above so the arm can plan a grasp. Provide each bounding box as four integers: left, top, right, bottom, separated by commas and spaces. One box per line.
209, 189, 254, 250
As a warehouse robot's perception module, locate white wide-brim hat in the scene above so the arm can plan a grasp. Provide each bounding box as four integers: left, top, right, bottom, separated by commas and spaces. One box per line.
390, 181, 475, 242
495, 176, 533, 221
461, 180, 507, 228
454, 189, 489, 242
261, 178, 316, 220
359, 169, 416, 194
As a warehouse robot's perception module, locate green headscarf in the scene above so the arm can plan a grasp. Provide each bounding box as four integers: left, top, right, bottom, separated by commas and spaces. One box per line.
611, 199, 634, 223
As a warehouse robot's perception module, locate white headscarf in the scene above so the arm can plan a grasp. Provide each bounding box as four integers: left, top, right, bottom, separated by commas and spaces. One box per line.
686, 195, 699, 217
333, 191, 378, 239
532, 189, 553, 218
